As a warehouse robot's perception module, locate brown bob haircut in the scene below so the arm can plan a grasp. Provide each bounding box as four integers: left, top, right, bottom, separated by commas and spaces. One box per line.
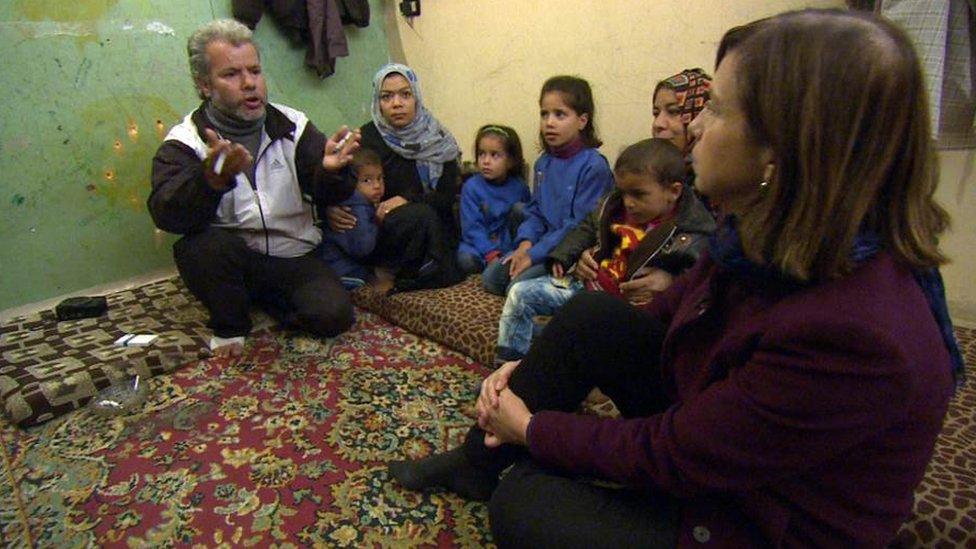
731, 9, 948, 283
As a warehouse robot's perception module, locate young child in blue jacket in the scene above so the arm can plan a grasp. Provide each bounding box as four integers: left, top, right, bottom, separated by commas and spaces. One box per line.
482, 75, 614, 295
457, 125, 531, 274
320, 148, 384, 288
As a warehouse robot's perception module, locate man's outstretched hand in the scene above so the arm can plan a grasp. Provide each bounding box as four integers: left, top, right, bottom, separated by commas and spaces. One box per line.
203, 128, 252, 191
323, 126, 361, 171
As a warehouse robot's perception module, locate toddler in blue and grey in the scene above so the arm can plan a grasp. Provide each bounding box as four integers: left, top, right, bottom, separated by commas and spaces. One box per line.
320, 191, 378, 287
320, 148, 385, 288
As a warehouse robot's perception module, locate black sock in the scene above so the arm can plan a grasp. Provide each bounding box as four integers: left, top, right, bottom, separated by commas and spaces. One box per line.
388, 447, 498, 501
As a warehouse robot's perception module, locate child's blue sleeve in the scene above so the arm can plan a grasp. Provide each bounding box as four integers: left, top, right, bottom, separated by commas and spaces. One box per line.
527, 157, 613, 264
514, 185, 548, 247
326, 194, 379, 259
459, 180, 496, 257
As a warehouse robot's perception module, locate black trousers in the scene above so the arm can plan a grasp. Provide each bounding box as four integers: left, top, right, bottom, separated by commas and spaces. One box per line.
371, 202, 463, 290
173, 227, 354, 338
462, 291, 680, 548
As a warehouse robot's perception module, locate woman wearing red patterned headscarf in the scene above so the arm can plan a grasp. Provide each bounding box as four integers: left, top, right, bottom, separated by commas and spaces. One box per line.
653, 68, 713, 211
652, 68, 712, 155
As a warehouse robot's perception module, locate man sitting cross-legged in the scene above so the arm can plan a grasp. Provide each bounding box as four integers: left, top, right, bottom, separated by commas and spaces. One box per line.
149, 19, 360, 357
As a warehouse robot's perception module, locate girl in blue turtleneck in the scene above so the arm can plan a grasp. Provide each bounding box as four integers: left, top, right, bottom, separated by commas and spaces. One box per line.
482, 75, 614, 296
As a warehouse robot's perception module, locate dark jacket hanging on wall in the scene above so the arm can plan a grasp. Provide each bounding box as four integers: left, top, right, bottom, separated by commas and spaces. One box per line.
306, 0, 349, 77
233, 0, 307, 42
231, 0, 351, 78
337, 0, 370, 27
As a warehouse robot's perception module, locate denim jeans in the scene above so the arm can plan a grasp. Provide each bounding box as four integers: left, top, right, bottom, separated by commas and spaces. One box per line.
497, 276, 584, 356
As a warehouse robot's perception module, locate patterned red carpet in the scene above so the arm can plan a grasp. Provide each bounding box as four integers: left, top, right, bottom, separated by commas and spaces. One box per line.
0, 312, 494, 547
2, 276, 973, 546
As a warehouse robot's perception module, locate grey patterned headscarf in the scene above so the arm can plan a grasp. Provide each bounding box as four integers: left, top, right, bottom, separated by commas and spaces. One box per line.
370, 63, 460, 190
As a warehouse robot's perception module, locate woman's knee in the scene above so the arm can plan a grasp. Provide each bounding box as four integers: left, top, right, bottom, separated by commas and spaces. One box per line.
529, 292, 653, 358
548, 291, 612, 329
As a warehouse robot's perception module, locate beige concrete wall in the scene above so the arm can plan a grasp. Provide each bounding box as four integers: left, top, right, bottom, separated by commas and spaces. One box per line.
385, 0, 975, 324
936, 149, 976, 326
385, 0, 842, 163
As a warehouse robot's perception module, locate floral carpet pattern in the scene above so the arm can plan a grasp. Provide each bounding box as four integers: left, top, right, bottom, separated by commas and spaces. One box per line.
0, 311, 494, 548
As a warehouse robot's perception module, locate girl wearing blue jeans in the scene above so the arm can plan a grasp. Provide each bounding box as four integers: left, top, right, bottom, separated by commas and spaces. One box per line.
482, 76, 613, 296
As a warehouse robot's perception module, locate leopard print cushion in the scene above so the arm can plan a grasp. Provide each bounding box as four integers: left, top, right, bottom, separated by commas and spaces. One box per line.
893, 326, 976, 547
352, 275, 504, 366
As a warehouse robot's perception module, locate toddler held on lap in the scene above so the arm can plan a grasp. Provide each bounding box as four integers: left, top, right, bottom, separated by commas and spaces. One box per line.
320, 148, 385, 290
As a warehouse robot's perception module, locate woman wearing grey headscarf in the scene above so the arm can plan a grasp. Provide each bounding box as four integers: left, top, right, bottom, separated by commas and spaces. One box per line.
327, 63, 464, 292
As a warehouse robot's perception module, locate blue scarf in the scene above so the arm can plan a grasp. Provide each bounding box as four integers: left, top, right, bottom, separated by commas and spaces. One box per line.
709, 216, 965, 386
370, 63, 460, 191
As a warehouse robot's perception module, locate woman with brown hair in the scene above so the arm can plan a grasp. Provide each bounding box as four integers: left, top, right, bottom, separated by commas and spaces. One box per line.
389, 9, 963, 547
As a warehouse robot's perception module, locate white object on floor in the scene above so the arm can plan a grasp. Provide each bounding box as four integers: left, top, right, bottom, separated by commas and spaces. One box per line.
114, 334, 159, 347
210, 335, 245, 350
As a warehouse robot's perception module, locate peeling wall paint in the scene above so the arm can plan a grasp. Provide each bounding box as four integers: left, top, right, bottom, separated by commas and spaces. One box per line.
14, 0, 120, 22
2, 21, 97, 38
145, 21, 175, 36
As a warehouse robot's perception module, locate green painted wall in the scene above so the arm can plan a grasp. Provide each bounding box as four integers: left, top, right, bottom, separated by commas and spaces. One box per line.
0, 0, 389, 310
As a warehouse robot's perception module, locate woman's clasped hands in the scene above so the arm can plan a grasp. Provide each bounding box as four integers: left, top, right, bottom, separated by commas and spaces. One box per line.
477, 360, 533, 448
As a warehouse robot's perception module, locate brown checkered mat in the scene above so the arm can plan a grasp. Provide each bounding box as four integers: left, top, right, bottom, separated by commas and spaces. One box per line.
0, 278, 271, 426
